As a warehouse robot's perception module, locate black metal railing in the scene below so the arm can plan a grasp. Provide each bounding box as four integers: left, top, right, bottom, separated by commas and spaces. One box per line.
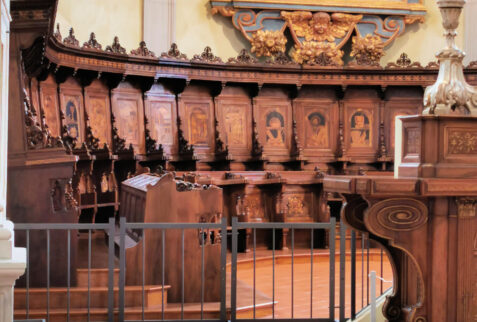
13, 216, 391, 322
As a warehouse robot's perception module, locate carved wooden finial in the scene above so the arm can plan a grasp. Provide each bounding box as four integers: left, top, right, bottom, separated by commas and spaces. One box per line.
130, 41, 156, 58
53, 23, 62, 41
82, 32, 102, 50
192, 46, 223, 63
63, 27, 79, 47
227, 49, 258, 64
105, 36, 126, 54
160, 43, 188, 60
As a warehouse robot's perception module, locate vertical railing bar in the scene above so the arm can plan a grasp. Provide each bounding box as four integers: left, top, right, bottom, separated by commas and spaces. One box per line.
231, 217, 238, 322
88, 229, 91, 322
329, 217, 336, 322
291, 228, 294, 319
380, 248, 384, 294
162, 229, 165, 321
339, 222, 346, 322
361, 233, 364, 309
67, 229, 71, 322
107, 217, 115, 322
253, 228, 256, 319
219, 218, 227, 321
46, 229, 50, 321
181, 228, 184, 320
142, 230, 146, 321
119, 216, 126, 321
47, 229, 50, 322
350, 230, 356, 320
367, 236, 370, 306
272, 228, 275, 320
201, 228, 204, 320
26, 230, 30, 320
310, 228, 314, 319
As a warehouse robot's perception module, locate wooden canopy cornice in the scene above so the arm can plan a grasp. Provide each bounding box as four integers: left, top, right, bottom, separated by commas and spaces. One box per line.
22, 35, 477, 90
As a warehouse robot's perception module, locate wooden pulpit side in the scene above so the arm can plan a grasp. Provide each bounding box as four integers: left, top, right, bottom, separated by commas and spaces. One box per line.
120, 173, 222, 303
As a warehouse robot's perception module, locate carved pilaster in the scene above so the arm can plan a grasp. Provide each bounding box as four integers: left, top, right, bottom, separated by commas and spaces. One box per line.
455, 197, 477, 321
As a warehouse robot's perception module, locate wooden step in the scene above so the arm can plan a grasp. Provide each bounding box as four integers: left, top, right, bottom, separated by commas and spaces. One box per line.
14, 285, 170, 310
76, 268, 119, 287
14, 300, 274, 322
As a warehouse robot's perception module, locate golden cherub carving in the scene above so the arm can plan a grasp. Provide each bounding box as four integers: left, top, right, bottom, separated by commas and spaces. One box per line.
281, 11, 362, 43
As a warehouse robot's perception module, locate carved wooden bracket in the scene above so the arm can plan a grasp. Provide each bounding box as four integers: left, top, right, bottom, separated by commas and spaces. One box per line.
210, 1, 426, 66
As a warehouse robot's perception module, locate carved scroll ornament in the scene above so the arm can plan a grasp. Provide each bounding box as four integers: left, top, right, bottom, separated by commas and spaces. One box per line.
211, 1, 425, 66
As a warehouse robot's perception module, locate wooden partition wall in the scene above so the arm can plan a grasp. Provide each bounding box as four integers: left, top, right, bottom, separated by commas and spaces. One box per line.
9, 7, 477, 259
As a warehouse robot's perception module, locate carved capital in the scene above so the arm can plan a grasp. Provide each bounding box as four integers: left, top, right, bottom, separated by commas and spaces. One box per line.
456, 197, 477, 218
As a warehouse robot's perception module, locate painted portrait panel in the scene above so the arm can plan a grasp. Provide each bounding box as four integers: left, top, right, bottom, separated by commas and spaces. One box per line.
42, 92, 60, 137
224, 106, 246, 147
63, 95, 81, 140
350, 110, 372, 147
306, 112, 328, 148
189, 107, 208, 145
88, 97, 110, 145
265, 110, 285, 147
149, 102, 173, 145
117, 100, 139, 146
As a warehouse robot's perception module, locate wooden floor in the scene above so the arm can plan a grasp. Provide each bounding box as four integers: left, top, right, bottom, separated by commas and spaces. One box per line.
232, 247, 393, 319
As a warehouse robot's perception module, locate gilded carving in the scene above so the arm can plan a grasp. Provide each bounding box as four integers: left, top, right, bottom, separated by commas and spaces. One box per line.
350, 34, 385, 66
250, 30, 287, 58
105, 36, 126, 54
287, 195, 305, 216
281, 11, 361, 43
448, 130, 477, 154
456, 197, 477, 218
210, 6, 235, 17
82, 32, 102, 50
265, 110, 286, 147
291, 41, 343, 66
130, 41, 156, 58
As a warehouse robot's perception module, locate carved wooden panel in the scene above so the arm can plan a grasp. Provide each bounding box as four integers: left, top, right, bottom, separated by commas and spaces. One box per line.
385, 88, 422, 156
84, 79, 112, 147
59, 77, 85, 144
111, 82, 145, 154
144, 83, 178, 156
254, 87, 292, 160
39, 74, 61, 137
215, 86, 252, 161
343, 88, 380, 158
295, 87, 338, 162
178, 84, 215, 160
282, 185, 317, 222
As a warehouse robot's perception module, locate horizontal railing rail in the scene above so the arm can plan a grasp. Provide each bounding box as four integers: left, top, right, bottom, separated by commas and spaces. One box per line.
13, 215, 392, 322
